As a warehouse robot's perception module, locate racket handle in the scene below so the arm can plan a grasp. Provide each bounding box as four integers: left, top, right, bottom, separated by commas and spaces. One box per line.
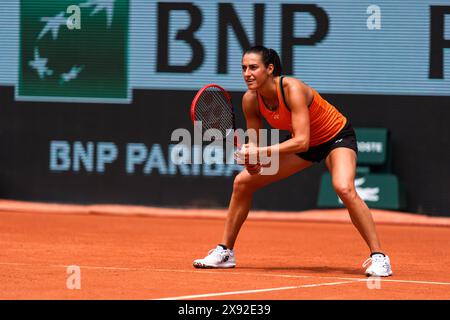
234, 134, 241, 149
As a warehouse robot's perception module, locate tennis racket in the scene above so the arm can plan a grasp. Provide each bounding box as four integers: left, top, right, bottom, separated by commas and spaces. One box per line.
190, 84, 261, 174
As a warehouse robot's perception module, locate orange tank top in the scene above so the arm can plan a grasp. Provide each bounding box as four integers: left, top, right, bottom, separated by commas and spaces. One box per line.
257, 77, 347, 147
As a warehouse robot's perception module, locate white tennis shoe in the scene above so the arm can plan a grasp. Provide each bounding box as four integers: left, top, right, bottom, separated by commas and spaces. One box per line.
193, 245, 236, 268
363, 253, 393, 277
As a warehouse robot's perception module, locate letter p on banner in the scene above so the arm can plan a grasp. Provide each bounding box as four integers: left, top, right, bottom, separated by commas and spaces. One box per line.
66, 265, 81, 290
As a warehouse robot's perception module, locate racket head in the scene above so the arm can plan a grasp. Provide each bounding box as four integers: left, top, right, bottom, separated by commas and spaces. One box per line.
190, 84, 237, 144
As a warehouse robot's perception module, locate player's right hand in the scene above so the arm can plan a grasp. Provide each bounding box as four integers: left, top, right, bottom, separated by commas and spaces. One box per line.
245, 163, 261, 175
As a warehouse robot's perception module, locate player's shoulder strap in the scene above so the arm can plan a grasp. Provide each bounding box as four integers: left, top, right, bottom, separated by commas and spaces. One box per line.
279, 76, 291, 112
279, 76, 314, 110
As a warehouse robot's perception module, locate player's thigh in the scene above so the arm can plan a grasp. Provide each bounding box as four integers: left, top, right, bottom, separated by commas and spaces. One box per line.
235, 153, 312, 191
325, 147, 357, 188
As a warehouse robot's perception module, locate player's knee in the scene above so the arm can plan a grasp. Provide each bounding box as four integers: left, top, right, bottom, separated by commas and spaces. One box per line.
333, 181, 356, 202
233, 173, 257, 195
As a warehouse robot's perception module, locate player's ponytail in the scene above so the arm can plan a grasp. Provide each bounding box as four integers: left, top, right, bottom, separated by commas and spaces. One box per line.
267, 48, 282, 76
243, 46, 282, 76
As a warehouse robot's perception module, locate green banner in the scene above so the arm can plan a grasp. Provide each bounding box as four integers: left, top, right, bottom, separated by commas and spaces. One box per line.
18, 0, 129, 103
355, 128, 388, 165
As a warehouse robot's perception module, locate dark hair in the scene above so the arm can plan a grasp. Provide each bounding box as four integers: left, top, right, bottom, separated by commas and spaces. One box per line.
243, 46, 282, 76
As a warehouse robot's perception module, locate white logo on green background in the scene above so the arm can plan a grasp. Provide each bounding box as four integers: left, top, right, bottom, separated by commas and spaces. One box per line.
17, 0, 129, 103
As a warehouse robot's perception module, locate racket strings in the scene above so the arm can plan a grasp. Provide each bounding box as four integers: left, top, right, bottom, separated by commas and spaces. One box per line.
194, 88, 234, 138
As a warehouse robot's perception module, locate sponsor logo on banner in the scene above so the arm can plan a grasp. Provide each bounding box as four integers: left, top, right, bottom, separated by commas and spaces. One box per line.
17, 0, 129, 103
2, 1, 448, 98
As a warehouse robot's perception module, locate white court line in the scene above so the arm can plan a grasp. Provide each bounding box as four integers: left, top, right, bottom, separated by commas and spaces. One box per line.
154, 280, 362, 300
2, 262, 450, 286
0, 262, 138, 271
151, 268, 450, 286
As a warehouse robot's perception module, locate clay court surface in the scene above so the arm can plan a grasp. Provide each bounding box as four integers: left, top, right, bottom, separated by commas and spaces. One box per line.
0, 200, 450, 300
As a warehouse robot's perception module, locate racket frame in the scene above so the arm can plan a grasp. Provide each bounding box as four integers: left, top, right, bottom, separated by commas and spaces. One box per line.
190, 83, 239, 147
190, 83, 261, 174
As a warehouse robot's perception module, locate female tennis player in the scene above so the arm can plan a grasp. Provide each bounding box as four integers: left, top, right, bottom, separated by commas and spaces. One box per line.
193, 46, 392, 277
